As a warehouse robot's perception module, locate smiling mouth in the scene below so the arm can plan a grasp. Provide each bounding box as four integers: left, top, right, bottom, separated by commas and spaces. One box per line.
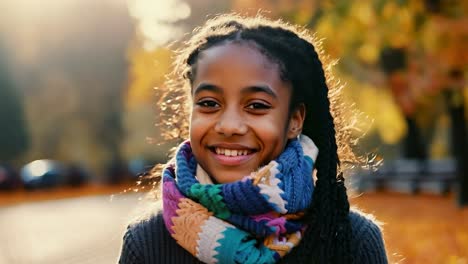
209, 147, 256, 157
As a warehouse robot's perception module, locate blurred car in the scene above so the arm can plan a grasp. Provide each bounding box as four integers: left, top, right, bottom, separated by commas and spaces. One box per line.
106, 159, 132, 184
20, 159, 66, 189
0, 164, 22, 190
65, 163, 90, 187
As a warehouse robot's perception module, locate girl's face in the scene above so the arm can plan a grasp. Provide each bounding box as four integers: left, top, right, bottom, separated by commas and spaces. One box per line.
190, 43, 304, 183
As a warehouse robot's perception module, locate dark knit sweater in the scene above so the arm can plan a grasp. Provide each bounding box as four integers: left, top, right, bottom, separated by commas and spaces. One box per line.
118, 210, 388, 264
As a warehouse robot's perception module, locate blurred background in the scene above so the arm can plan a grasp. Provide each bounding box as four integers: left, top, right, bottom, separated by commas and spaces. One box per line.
0, 0, 467, 263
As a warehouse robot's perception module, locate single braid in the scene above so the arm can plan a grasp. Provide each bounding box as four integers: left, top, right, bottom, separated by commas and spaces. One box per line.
299, 44, 352, 263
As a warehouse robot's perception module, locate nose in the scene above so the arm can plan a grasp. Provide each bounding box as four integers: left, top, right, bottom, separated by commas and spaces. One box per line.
214, 107, 248, 137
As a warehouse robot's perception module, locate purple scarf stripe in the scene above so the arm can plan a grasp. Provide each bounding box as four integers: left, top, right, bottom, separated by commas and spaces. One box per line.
162, 178, 184, 234
227, 214, 275, 236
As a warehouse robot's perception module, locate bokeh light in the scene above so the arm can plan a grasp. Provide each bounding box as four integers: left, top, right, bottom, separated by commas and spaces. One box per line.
127, 0, 191, 50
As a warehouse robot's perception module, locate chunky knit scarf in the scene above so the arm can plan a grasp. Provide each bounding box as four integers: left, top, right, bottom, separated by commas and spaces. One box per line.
162, 135, 318, 264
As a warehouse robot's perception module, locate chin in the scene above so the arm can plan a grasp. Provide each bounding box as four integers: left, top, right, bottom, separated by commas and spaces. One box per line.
211, 171, 249, 184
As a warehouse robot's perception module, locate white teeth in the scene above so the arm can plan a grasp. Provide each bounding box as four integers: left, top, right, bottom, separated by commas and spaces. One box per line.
214, 148, 250, 156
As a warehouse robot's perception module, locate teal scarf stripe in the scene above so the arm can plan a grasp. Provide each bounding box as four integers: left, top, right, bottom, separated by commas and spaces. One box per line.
214, 227, 278, 264
188, 184, 231, 219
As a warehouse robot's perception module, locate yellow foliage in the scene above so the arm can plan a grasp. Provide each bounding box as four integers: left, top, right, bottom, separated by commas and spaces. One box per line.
350, 1, 376, 27
357, 42, 380, 64
375, 94, 407, 144
382, 2, 398, 20
430, 114, 450, 158
311, 11, 338, 58
295, 8, 312, 25
341, 75, 407, 145
408, 0, 425, 13
359, 85, 407, 144
125, 44, 173, 109
398, 7, 413, 32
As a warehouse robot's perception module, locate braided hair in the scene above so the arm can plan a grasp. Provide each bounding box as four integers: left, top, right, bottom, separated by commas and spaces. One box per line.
155, 13, 355, 263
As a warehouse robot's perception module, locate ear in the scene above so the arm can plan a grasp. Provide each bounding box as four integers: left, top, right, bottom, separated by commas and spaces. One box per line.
287, 103, 306, 139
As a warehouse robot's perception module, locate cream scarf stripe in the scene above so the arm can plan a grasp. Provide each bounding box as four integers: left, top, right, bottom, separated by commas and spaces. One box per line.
253, 161, 288, 214
196, 216, 232, 263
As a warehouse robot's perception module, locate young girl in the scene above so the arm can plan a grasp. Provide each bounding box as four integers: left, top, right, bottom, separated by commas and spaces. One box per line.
119, 13, 387, 264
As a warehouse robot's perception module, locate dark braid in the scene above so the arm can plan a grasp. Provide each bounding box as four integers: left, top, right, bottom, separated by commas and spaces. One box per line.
171, 14, 354, 263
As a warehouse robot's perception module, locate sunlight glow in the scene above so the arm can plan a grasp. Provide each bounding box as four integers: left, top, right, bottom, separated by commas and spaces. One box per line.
127, 0, 191, 50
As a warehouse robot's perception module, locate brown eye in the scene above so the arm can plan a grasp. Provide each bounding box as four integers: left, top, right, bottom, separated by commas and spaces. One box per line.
247, 102, 271, 110
196, 100, 219, 108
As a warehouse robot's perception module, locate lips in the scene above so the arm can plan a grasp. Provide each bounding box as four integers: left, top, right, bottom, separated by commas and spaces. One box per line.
208, 143, 257, 166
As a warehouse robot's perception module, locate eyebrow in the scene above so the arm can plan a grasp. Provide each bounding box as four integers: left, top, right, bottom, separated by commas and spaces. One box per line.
193, 83, 221, 96
241, 85, 277, 99
193, 83, 278, 99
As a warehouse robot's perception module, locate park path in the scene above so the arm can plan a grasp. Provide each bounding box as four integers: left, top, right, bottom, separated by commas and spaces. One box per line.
0, 192, 144, 264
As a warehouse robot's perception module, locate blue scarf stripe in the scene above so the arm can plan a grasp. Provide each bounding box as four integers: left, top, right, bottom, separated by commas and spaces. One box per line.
223, 180, 275, 215
284, 220, 303, 233
176, 156, 198, 195
277, 143, 314, 212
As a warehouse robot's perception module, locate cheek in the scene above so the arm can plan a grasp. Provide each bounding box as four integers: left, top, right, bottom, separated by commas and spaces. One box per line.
189, 114, 203, 140
189, 113, 215, 142
189, 117, 205, 161
252, 115, 289, 154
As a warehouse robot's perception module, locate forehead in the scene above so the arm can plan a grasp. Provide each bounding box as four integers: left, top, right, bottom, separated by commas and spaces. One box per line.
192, 42, 290, 92
198, 41, 275, 69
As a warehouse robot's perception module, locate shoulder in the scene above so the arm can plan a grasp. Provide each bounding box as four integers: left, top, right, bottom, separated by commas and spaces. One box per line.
349, 209, 388, 263
118, 212, 161, 264
118, 212, 198, 264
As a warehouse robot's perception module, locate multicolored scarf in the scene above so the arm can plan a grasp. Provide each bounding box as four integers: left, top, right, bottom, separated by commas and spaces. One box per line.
162, 135, 318, 264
